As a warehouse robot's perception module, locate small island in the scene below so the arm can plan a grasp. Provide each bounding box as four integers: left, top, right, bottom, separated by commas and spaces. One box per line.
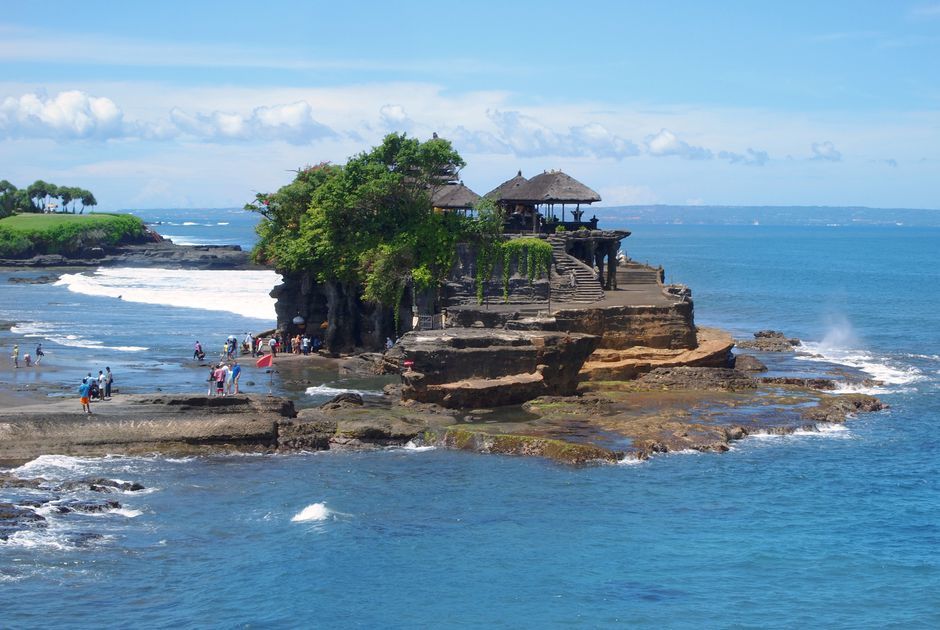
0, 133, 889, 466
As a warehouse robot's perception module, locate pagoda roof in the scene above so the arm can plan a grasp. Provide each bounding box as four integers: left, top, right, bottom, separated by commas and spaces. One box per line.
485, 170, 528, 200
500, 170, 601, 204
431, 182, 481, 210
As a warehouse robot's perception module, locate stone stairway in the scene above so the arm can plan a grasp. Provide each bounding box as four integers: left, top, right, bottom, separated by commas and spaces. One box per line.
547, 235, 605, 303
617, 267, 662, 285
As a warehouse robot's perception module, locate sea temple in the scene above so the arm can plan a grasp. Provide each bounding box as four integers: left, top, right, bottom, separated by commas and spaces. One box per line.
272, 151, 734, 409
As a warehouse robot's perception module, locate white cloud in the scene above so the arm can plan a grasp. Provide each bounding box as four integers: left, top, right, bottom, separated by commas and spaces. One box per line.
379, 104, 411, 130
168, 101, 334, 144
0, 90, 125, 140
811, 140, 842, 161
718, 148, 769, 166
644, 128, 713, 160
486, 109, 638, 159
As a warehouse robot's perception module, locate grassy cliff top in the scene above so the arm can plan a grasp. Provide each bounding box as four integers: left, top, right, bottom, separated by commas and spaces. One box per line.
0, 212, 147, 258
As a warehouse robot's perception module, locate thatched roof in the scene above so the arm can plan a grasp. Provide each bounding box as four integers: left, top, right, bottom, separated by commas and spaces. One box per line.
485, 170, 528, 200
431, 182, 481, 210
501, 170, 601, 204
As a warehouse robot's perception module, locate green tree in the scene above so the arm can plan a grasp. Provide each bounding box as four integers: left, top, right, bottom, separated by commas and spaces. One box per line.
79, 190, 97, 213
26, 180, 51, 212
0, 180, 17, 219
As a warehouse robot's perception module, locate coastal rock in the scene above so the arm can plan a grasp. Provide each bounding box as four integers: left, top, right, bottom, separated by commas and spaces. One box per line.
761, 376, 837, 390
801, 394, 888, 423
580, 327, 735, 381
736, 330, 801, 352
387, 328, 599, 408
320, 392, 364, 409
636, 367, 758, 391
0, 503, 47, 540
733, 354, 768, 372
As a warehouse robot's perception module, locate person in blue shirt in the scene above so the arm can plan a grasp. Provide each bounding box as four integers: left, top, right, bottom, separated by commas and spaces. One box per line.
78, 378, 92, 414
231, 361, 242, 394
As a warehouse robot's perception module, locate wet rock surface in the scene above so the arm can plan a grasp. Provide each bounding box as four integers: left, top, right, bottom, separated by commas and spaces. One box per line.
733, 354, 768, 372
636, 367, 759, 391
736, 330, 801, 352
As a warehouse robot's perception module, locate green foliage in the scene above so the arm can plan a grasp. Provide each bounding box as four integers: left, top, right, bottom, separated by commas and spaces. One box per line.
554, 225, 566, 233
0, 180, 18, 219
247, 133, 492, 324
0, 213, 145, 258
473, 237, 553, 303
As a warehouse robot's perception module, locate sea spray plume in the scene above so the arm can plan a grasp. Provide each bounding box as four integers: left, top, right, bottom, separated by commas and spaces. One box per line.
818, 313, 859, 352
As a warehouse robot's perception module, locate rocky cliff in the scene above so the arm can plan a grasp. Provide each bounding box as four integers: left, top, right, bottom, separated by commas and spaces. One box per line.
386, 328, 599, 408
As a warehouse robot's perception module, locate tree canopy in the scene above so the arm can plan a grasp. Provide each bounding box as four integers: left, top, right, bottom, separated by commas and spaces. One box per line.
247, 133, 499, 310
1, 179, 97, 215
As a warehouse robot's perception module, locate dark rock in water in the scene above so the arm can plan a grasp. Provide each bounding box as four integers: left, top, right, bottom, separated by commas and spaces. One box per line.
734, 354, 768, 372
66, 532, 106, 547
58, 477, 145, 493
736, 330, 801, 352
383, 383, 402, 397
320, 392, 364, 409
637, 367, 758, 391
7, 274, 59, 284
57, 499, 121, 514
802, 394, 888, 422
761, 376, 837, 390
0, 502, 48, 539
338, 353, 383, 376
0, 474, 46, 490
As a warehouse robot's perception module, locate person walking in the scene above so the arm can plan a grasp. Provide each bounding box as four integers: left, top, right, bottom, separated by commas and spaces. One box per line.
268, 337, 277, 358
194, 340, 204, 360
35, 343, 44, 365
11, 344, 19, 368
104, 367, 114, 399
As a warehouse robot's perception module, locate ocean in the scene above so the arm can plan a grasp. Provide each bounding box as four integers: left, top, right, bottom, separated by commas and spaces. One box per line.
1, 211, 939, 627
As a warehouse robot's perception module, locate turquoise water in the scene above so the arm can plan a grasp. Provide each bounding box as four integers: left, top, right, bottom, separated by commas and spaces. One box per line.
2, 218, 939, 627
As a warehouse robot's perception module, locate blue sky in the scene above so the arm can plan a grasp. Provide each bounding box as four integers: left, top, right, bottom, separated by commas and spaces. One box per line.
1, 1, 938, 209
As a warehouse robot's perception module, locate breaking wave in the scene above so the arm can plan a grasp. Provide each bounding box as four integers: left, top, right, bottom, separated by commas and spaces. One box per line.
55, 268, 280, 321
10, 322, 147, 352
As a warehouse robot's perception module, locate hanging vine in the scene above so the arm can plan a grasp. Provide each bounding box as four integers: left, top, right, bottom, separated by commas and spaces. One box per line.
475, 237, 553, 303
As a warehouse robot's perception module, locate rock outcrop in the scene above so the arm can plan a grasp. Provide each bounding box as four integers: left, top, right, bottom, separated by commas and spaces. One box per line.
736, 330, 801, 352
385, 328, 599, 408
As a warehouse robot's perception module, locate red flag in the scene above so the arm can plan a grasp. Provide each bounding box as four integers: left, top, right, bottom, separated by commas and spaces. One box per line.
256, 353, 273, 368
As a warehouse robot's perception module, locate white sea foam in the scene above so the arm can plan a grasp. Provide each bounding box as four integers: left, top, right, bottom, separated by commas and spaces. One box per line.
108, 507, 143, 518
55, 267, 280, 321
291, 502, 331, 522
616, 455, 646, 466
182, 221, 199, 226
401, 440, 436, 452
0, 529, 74, 551
305, 385, 385, 398
10, 322, 146, 352
797, 341, 924, 393
13, 454, 98, 477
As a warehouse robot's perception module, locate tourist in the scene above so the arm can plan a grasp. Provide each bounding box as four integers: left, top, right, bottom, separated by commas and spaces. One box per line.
244, 332, 254, 356
79, 377, 92, 414
35, 343, 44, 365
105, 367, 114, 399
194, 340, 204, 360
23, 352, 31, 367
213, 364, 226, 396
311, 336, 322, 352
255, 337, 264, 356
11, 344, 18, 368
223, 363, 233, 396
385, 337, 394, 351
268, 337, 277, 357
97, 370, 107, 399
206, 366, 216, 396
293, 334, 302, 355
231, 361, 241, 394
301, 335, 310, 355
89, 373, 101, 401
